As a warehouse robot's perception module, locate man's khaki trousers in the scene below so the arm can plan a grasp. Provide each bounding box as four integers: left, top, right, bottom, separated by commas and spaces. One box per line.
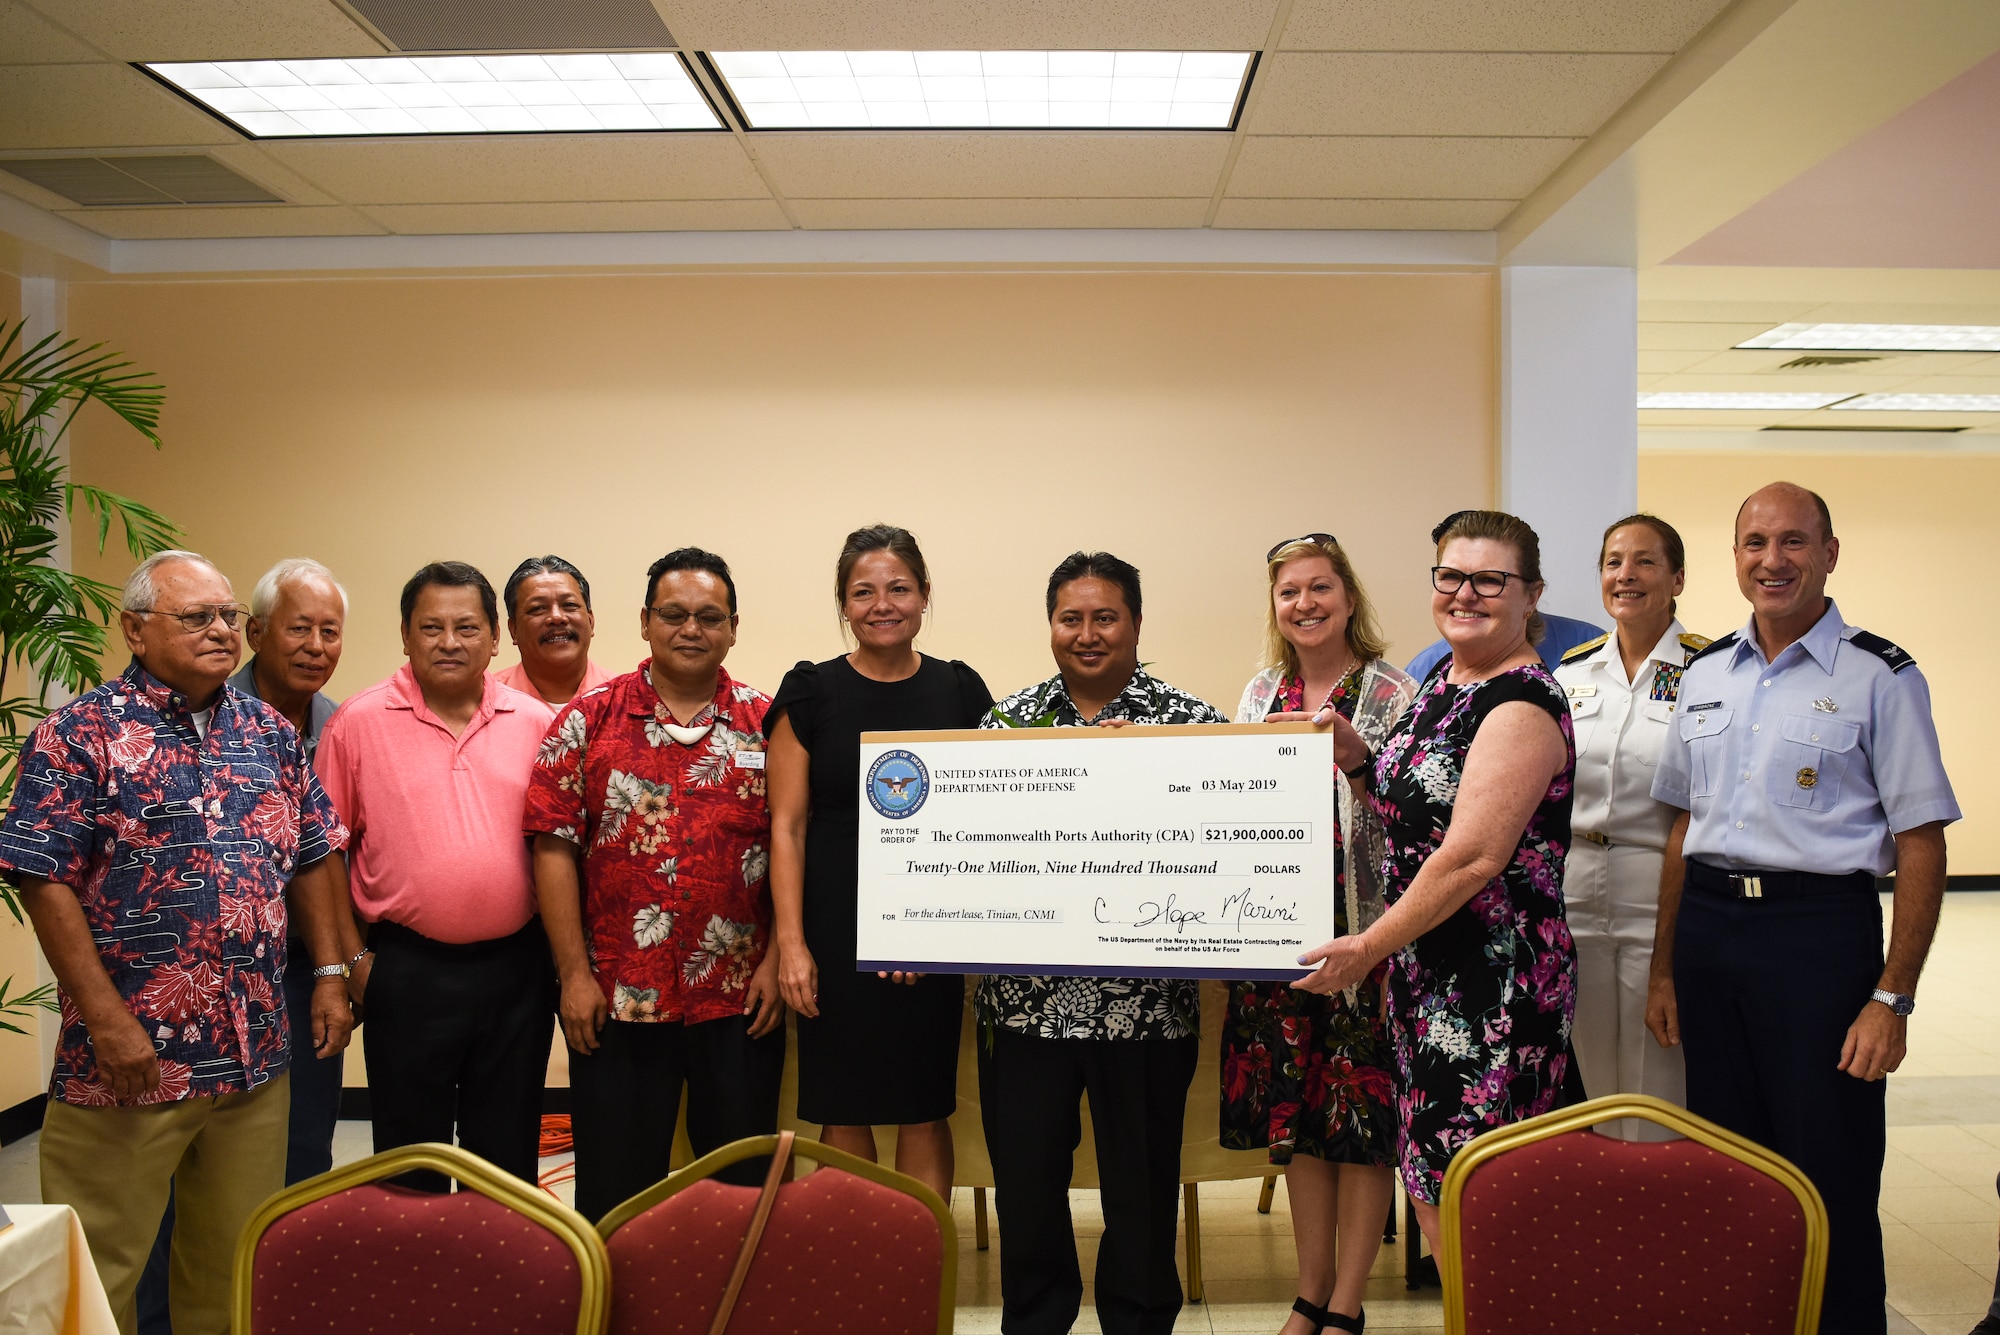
41, 1075, 290, 1335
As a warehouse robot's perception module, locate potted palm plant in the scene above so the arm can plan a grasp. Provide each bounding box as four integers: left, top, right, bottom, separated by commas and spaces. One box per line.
0, 318, 178, 1034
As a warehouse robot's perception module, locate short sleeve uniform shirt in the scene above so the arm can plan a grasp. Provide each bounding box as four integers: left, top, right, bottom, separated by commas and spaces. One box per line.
1651, 600, 1959, 876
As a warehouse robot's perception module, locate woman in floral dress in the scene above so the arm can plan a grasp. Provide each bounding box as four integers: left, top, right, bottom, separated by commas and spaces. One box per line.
1296, 509, 1577, 1258
1221, 535, 1415, 1335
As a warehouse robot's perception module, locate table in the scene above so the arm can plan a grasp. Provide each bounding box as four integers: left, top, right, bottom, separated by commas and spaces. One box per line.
0, 1203, 119, 1335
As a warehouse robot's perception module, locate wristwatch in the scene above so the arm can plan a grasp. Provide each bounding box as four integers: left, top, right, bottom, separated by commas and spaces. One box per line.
311, 963, 347, 980
1870, 988, 1915, 1016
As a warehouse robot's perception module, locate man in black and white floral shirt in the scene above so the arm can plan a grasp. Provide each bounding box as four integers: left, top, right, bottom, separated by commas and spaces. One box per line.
977, 550, 1225, 1335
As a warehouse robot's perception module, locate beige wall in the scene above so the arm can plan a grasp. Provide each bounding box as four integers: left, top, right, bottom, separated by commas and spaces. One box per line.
64, 268, 1497, 1088
68, 270, 1495, 715
1639, 449, 1996, 874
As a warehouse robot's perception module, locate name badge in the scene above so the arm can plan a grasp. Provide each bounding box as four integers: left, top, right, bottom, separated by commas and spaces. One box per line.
733, 750, 766, 770
1566, 685, 1596, 698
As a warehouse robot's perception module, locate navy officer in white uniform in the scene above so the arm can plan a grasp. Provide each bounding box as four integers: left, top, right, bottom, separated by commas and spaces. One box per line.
1647, 482, 1958, 1335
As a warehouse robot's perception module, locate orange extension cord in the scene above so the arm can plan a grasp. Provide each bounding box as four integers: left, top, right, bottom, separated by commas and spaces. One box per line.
537, 1114, 575, 1197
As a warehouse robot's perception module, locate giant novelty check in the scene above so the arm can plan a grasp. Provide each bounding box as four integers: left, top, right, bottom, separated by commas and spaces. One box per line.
855, 723, 1337, 980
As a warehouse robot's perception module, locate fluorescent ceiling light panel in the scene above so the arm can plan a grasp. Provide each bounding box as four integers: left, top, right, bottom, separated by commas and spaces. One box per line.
1830, 393, 2000, 411
1737, 323, 2000, 352
708, 50, 1253, 129
142, 54, 719, 137
1637, 392, 1856, 410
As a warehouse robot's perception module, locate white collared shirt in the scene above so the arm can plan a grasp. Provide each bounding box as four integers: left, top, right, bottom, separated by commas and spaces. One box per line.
1554, 619, 1702, 853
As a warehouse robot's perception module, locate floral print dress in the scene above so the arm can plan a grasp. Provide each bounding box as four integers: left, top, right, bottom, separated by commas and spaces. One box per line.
1220, 666, 1403, 1167
1369, 662, 1577, 1204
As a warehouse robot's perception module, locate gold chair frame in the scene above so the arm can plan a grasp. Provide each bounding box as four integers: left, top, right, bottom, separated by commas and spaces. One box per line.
1438, 1094, 1829, 1335
597, 1133, 957, 1335
231, 1142, 611, 1335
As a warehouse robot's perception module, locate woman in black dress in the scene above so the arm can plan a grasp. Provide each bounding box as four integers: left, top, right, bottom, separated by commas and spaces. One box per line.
767, 525, 992, 1199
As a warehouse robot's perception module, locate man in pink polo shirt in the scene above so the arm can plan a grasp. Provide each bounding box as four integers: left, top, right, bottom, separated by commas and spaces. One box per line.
317, 561, 557, 1189
494, 555, 613, 707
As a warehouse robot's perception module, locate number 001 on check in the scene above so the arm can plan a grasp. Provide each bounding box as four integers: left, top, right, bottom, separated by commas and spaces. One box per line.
855, 722, 1338, 980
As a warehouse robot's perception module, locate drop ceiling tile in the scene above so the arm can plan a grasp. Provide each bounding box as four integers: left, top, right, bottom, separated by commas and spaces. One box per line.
1247, 52, 1669, 137
1, 1, 102, 61
1280, 0, 1730, 53
259, 136, 768, 204
1637, 300, 1818, 323
357, 199, 790, 233
24, 0, 383, 60
1212, 197, 1510, 229
1637, 350, 1711, 374
786, 196, 1211, 229
1637, 321, 1784, 351
662, 0, 1277, 52
56, 204, 386, 238
752, 134, 1230, 201
1227, 135, 1578, 200
0, 63, 238, 150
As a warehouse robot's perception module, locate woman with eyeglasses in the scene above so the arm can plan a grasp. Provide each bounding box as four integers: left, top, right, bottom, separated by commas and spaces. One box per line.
1292, 509, 1577, 1261
1223, 535, 1416, 1335
765, 524, 993, 1201
1551, 514, 1706, 1137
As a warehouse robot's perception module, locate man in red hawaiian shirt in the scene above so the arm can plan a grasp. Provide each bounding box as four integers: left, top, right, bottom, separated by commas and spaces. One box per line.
525, 547, 783, 1220
0, 550, 351, 1335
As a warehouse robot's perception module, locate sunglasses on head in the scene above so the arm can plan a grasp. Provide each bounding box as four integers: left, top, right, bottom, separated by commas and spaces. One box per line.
1266, 533, 1339, 562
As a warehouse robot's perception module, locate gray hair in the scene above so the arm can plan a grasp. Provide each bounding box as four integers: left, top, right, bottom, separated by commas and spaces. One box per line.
250, 557, 349, 621
121, 549, 227, 613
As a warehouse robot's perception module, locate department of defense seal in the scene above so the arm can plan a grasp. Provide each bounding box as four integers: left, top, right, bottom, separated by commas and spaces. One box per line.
867, 749, 930, 819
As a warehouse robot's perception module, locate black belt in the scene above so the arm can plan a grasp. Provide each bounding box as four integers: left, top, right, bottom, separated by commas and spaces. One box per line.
368, 918, 543, 956
1685, 859, 1875, 900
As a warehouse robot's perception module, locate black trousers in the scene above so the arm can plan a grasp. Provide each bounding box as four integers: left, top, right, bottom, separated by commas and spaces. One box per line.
978, 1029, 1198, 1335
364, 919, 556, 1192
569, 1014, 786, 1222
1675, 875, 1886, 1335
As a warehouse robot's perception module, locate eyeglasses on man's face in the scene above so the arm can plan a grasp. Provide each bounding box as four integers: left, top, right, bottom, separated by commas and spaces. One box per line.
648, 606, 730, 631
137, 603, 249, 633
1430, 567, 1521, 598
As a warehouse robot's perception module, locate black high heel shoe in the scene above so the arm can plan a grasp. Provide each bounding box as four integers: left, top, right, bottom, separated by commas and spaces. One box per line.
1290, 1298, 1331, 1331
1321, 1307, 1365, 1333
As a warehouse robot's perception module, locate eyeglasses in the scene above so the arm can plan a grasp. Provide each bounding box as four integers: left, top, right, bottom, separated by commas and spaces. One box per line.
135, 603, 248, 633
1266, 533, 1339, 562
648, 606, 730, 631
1431, 567, 1521, 598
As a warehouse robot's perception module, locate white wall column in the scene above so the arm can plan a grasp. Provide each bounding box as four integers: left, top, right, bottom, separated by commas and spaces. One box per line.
1499, 265, 1637, 625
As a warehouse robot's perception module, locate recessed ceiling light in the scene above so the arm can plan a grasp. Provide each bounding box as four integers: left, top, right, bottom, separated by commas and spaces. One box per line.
1830, 393, 2000, 411
1736, 323, 2000, 352
707, 50, 1254, 129
141, 54, 720, 138
1637, 392, 1857, 410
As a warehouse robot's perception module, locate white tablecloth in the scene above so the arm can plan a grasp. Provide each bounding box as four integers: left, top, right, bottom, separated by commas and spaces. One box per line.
0, 1205, 118, 1335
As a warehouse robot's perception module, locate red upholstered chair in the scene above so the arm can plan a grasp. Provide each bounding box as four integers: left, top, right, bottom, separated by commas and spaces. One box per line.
1440, 1094, 1828, 1335
596, 1134, 955, 1335
231, 1142, 610, 1335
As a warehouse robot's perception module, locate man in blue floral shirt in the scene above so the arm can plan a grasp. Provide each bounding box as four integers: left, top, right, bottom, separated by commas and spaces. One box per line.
977, 551, 1224, 1335
0, 551, 350, 1335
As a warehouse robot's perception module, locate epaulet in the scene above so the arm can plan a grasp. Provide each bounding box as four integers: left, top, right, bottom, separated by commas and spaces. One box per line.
1559, 633, 1609, 664
1687, 631, 1738, 665
1846, 629, 1917, 674
1677, 632, 1713, 653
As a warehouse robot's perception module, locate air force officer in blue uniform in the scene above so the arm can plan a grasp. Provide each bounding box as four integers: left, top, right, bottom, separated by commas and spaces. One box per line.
1647, 482, 1958, 1335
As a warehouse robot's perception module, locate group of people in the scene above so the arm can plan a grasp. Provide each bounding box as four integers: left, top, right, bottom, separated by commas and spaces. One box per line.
0, 480, 1957, 1335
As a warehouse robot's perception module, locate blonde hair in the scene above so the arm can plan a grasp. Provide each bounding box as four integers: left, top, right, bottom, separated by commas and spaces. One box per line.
1261, 538, 1387, 679
1433, 509, 1547, 645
